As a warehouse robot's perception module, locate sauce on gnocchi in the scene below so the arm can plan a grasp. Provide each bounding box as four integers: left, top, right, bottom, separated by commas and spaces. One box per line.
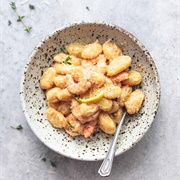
40, 40, 145, 138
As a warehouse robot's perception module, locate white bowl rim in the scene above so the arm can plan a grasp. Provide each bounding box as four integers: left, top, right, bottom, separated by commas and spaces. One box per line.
20, 21, 161, 161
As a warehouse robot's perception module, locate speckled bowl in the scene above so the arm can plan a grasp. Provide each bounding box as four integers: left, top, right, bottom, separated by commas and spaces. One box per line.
20, 22, 160, 161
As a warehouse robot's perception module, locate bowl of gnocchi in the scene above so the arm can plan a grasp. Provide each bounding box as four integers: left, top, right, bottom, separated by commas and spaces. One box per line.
20, 22, 160, 161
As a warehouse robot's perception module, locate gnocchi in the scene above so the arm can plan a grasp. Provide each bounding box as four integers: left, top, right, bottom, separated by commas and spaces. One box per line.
125, 89, 145, 114
40, 67, 56, 89
102, 41, 123, 60
107, 56, 132, 76
122, 70, 142, 86
118, 85, 132, 106
66, 42, 84, 58
46, 108, 67, 128
81, 40, 102, 59
98, 113, 116, 134
41, 40, 145, 138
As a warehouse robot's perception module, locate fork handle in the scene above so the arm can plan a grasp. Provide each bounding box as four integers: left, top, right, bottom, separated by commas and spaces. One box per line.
98, 112, 126, 177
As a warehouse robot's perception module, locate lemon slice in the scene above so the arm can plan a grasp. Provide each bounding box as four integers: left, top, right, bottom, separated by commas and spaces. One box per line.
77, 92, 104, 103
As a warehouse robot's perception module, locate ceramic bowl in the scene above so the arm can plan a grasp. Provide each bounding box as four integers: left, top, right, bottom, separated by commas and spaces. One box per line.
20, 22, 160, 161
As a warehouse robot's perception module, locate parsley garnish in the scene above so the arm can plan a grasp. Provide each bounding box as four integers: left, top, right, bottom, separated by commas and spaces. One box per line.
74, 94, 80, 100
10, 2, 32, 33
68, 125, 74, 131
8, 20, 12, 26
62, 56, 71, 65
86, 6, 90, 11
50, 160, 56, 167
11, 124, 23, 130
29, 4, 35, 10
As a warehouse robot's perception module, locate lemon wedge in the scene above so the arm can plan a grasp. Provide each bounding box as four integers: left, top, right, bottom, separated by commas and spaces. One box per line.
77, 92, 104, 103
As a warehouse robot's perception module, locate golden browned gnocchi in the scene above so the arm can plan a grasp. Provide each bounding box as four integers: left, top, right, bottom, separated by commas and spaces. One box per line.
98, 113, 116, 134
54, 53, 81, 66
102, 41, 123, 60
46, 87, 60, 103
66, 42, 84, 58
107, 56, 132, 76
46, 108, 67, 128
41, 40, 145, 138
99, 98, 113, 111
125, 89, 145, 114
53, 75, 66, 89
118, 85, 132, 106
81, 40, 102, 59
40, 67, 56, 89
122, 70, 142, 86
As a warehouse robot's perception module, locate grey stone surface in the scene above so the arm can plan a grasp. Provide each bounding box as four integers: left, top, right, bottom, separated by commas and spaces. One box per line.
0, 0, 179, 180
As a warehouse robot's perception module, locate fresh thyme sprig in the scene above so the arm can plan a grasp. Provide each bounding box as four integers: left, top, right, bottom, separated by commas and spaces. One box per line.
10, 124, 23, 130
10, 2, 32, 33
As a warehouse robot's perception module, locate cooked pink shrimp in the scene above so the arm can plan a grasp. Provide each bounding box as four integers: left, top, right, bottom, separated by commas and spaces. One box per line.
65, 114, 84, 136
71, 99, 80, 109
110, 72, 129, 83
66, 69, 91, 95
72, 105, 100, 124
83, 120, 97, 138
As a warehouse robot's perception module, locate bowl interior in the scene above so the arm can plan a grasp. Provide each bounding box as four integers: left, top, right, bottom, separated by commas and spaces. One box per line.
20, 22, 160, 161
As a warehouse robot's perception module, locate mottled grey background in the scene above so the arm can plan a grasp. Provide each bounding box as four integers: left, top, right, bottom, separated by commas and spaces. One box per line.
0, 0, 179, 180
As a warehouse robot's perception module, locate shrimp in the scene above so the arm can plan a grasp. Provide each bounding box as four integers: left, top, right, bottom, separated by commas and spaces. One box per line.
71, 99, 80, 109
57, 101, 71, 116
110, 71, 129, 83
72, 105, 100, 124
79, 103, 99, 117
66, 72, 91, 95
83, 120, 97, 138
65, 114, 84, 136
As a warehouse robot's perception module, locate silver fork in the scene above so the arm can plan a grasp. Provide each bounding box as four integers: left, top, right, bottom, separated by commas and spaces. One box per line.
98, 112, 127, 177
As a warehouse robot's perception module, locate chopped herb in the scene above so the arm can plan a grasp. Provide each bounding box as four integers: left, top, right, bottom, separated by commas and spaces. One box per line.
10, 2, 32, 33
17, 15, 25, 22
62, 56, 71, 65
8, 20, 12, 26
29, 4, 35, 10
10, 2, 16, 10
86, 6, 90, 11
11, 124, 23, 130
74, 94, 80, 100
25, 26, 32, 33
68, 125, 74, 131
50, 160, 56, 167
42, 158, 46, 162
